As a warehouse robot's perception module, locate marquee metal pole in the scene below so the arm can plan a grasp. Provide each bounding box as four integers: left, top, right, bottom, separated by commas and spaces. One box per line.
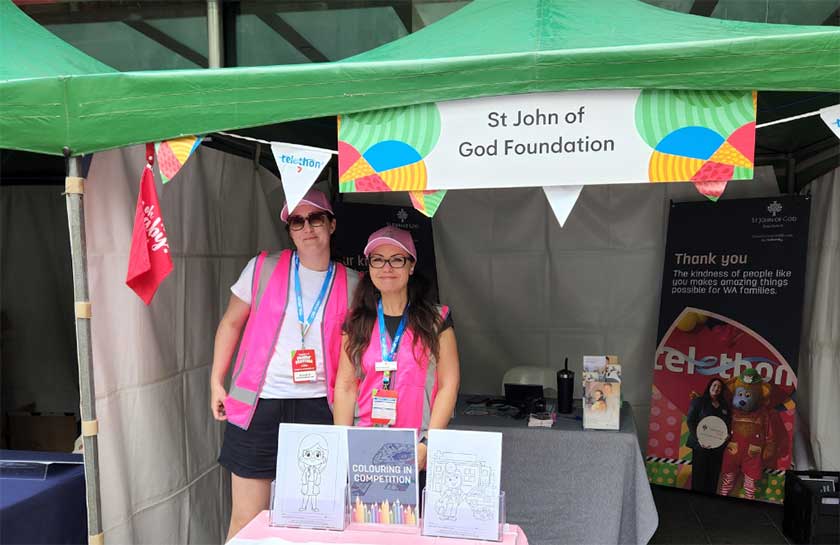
65, 152, 104, 545
207, 0, 223, 68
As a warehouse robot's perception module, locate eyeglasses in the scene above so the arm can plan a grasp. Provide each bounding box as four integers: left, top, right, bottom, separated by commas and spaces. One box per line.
367, 255, 414, 269
288, 211, 330, 231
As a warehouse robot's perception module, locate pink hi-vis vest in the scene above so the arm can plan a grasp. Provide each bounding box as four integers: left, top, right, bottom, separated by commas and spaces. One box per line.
355, 306, 450, 431
225, 250, 358, 430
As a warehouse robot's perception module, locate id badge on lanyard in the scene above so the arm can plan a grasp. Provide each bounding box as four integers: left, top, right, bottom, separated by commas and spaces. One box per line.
373, 299, 408, 426
292, 253, 334, 385
291, 349, 317, 383
371, 388, 398, 426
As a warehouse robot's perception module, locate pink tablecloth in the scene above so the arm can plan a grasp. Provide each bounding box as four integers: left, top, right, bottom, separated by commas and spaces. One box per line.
230, 511, 529, 545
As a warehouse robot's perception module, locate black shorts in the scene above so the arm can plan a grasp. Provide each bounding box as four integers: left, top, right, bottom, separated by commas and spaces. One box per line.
218, 397, 332, 479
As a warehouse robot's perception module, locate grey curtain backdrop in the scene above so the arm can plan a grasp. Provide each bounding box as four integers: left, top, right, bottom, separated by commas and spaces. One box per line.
85, 145, 287, 543
429, 173, 780, 443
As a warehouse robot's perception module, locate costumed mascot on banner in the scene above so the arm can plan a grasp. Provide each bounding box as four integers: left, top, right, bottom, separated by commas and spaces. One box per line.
719, 368, 790, 499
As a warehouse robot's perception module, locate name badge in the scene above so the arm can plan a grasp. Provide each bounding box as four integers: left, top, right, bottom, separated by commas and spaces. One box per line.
375, 360, 398, 372
291, 349, 317, 383
371, 389, 398, 426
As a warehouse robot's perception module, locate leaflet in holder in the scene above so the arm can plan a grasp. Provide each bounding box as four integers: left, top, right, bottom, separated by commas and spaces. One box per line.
582, 355, 621, 430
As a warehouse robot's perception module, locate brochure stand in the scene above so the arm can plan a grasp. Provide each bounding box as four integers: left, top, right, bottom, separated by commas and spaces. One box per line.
420, 488, 506, 542
269, 479, 351, 531
269, 479, 276, 522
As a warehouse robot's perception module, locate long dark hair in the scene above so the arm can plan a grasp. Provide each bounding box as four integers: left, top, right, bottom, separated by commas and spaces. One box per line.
344, 271, 442, 375
701, 378, 730, 410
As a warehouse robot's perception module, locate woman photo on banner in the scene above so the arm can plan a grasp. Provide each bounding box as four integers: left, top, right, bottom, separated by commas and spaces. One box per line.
686, 377, 732, 494
333, 226, 461, 489
210, 188, 359, 540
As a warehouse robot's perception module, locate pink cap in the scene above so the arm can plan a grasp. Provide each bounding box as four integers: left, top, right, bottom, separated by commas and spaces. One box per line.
364, 226, 417, 261
280, 188, 333, 223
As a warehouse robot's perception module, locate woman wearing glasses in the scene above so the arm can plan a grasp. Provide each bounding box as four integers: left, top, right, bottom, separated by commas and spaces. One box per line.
210, 188, 359, 540
333, 226, 460, 475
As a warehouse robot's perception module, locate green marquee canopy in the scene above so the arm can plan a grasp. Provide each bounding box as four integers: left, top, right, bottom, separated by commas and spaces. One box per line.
1, 0, 838, 156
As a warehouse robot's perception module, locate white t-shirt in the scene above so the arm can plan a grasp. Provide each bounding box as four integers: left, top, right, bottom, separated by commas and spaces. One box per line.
231, 256, 330, 399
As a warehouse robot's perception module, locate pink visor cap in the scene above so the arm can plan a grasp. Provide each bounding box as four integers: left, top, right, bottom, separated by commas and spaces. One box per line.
280, 188, 333, 223
364, 226, 417, 262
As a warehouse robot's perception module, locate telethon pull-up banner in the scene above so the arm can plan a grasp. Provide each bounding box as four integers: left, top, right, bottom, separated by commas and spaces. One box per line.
338, 89, 756, 192
646, 196, 810, 504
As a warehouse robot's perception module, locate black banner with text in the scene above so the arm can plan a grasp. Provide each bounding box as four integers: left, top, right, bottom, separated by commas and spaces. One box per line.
646, 196, 810, 504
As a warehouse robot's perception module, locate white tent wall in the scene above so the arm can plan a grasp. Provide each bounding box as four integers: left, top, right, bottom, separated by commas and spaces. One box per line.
85, 144, 288, 543
798, 168, 840, 471
0, 186, 78, 417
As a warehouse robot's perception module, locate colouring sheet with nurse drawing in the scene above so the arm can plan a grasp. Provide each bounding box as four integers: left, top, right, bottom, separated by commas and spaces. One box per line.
273, 424, 348, 530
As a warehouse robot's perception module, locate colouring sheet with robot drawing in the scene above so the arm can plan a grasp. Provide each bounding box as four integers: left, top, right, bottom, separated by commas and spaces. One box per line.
424, 429, 503, 541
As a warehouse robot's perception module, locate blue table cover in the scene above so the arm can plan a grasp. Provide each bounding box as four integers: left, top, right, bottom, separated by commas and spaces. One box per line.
0, 450, 87, 545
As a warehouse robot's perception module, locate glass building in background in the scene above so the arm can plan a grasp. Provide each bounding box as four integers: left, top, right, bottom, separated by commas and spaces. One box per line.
17, 1, 839, 72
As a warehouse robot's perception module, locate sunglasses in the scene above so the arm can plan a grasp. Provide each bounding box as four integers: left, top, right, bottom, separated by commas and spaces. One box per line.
287, 211, 331, 231
367, 254, 414, 269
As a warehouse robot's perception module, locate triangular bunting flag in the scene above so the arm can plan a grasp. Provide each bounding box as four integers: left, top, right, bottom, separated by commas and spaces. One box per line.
692, 180, 728, 201
409, 190, 447, 217
819, 104, 840, 139
126, 143, 174, 304
543, 185, 583, 227
155, 135, 202, 184
270, 142, 333, 214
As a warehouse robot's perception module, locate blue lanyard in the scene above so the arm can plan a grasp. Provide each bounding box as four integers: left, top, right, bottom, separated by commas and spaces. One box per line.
377, 299, 409, 363
294, 252, 334, 348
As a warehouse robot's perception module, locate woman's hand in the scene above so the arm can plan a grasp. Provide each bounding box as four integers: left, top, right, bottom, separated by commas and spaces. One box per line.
417, 442, 428, 471
211, 382, 228, 421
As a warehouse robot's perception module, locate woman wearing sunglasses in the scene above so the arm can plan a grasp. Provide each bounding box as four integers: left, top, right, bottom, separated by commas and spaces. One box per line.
333, 226, 460, 476
210, 188, 359, 540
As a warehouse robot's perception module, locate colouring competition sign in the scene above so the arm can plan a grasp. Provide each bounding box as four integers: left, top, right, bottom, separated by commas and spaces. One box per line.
338, 90, 756, 192
347, 428, 419, 526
